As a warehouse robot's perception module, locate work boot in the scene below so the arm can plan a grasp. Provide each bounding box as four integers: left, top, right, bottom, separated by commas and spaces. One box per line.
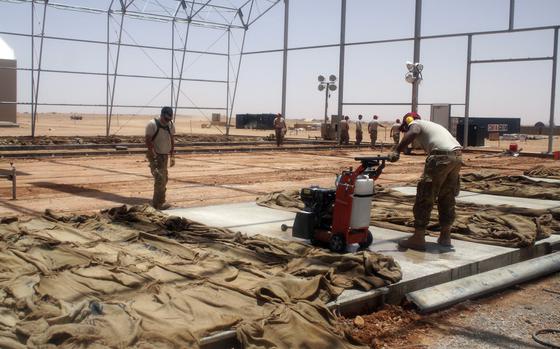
437, 226, 452, 246
398, 228, 426, 251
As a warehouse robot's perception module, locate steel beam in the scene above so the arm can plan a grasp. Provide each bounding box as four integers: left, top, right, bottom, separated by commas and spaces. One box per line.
548, 28, 558, 154
281, 0, 289, 117
411, 0, 422, 113
509, 0, 515, 31
226, 0, 255, 135
0, 30, 227, 56
30, 1, 34, 137
464, 35, 472, 148
471, 56, 553, 64
226, 28, 231, 127
31, 0, 48, 138
336, 0, 346, 123
173, 3, 195, 121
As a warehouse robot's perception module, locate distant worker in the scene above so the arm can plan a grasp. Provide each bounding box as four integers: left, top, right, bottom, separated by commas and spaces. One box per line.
339, 115, 350, 145
368, 115, 385, 148
355, 114, 364, 145
145, 106, 176, 210
390, 118, 401, 145
274, 113, 287, 147
388, 112, 462, 251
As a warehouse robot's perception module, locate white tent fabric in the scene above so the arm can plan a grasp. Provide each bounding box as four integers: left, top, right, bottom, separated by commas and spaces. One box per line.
0, 36, 15, 60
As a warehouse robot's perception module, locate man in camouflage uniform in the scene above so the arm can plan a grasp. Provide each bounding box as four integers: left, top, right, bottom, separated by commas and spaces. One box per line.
388, 112, 462, 250
368, 115, 385, 148
145, 106, 175, 210
339, 115, 350, 145
390, 118, 401, 145
355, 114, 364, 145
274, 113, 287, 147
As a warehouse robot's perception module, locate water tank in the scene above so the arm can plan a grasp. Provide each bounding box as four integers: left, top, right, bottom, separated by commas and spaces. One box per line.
350, 176, 374, 229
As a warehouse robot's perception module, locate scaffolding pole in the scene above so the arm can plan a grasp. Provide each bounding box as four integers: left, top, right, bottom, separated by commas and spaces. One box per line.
280, 0, 289, 118
31, 0, 48, 138
411, 0, 422, 113
336, 0, 346, 125
463, 34, 472, 148
548, 28, 558, 154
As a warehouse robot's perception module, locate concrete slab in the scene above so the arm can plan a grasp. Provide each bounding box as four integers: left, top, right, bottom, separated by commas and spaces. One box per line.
393, 186, 560, 210
169, 201, 560, 348
167, 202, 560, 290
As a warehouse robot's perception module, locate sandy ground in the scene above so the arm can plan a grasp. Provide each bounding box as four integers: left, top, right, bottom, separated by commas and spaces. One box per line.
344, 273, 560, 349
0, 139, 559, 348
3, 113, 559, 152
0, 148, 555, 217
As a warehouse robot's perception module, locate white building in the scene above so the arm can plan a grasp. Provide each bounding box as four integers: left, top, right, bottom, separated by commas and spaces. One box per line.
0, 36, 17, 124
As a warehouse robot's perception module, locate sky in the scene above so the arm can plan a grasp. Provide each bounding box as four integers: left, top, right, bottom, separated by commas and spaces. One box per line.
0, 0, 559, 126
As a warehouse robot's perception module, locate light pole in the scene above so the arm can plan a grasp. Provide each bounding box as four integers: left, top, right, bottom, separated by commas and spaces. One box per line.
405, 61, 423, 112
318, 74, 337, 125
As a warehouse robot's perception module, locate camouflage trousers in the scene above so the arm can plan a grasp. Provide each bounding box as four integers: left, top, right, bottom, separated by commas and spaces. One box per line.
355, 130, 363, 145
275, 128, 284, 147
339, 130, 349, 145
392, 133, 400, 144
147, 152, 169, 209
369, 131, 378, 146
413, 151, 462, 229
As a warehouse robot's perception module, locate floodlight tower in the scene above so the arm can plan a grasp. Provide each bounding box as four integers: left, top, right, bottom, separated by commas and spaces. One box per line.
318, 74, 337, 125
405, 61, 423, 112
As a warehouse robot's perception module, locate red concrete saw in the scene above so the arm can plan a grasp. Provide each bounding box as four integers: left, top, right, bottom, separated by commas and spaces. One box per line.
288, 156, 390, 253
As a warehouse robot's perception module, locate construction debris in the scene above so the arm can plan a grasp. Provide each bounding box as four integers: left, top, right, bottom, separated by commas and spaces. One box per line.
524, 165, 560, 180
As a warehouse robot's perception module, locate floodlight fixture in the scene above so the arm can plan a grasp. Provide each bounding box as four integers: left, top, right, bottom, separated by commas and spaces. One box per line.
416, 63, 423, 72
329, 74, 337, 82
318, 75, 325, 82
406, 61, 414, 71
328, 84, 337, 91
405, 72, 415, 83
318, 84, 325, 91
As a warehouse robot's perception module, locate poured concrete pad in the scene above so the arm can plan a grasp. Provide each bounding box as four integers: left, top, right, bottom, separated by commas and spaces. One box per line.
169, 201, 560, 347
168, 202, 560, 296
393, 186, 560, 210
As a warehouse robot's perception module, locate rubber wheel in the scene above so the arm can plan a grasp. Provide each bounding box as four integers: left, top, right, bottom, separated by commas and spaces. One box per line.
329, 234, 346, 253
280, 224, 288, 232
358, 230, 373, 250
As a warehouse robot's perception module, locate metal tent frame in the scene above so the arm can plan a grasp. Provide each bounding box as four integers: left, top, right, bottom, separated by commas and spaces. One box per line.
0, 0, 558, 153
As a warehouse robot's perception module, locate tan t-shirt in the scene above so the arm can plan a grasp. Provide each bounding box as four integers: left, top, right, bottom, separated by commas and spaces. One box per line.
146, 118, 175, 155
408, 120, 461, 154
356, 120, 363, 131
391, 123, 400, 135
274, 117, 286, 130
368, 120, 380, 133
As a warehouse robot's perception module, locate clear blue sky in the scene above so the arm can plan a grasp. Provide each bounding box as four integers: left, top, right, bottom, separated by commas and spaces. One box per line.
1, 0, 559, 126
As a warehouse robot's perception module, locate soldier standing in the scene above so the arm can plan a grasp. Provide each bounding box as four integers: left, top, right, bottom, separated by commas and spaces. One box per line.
355, 114, 364, 145
274, 113, 287, 147
368, 115, 385, 148
390, 118, 401, 145
339, 115, 350, 145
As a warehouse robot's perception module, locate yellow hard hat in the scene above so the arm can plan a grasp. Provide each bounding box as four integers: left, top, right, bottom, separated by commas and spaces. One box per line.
405, 116, 414, 125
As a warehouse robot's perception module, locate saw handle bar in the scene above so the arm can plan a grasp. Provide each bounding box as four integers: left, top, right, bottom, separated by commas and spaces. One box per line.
354, 156, 390, 179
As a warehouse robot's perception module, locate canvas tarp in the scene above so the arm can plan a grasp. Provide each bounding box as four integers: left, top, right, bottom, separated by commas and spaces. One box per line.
459, 173, 560, 201
524, 165, 560, 180
0, 205, 401, 349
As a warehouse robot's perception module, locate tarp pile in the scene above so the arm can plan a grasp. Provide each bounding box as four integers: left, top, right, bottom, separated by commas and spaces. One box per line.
257, 188, 559, 248
459, 173, 560, 200
524, 165, 560, 180
0, 205, 402, 349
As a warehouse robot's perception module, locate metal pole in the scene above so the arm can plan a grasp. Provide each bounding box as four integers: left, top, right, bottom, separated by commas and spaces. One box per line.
509, 0, 515, 31
107, 3, 128, 136
464, 34, 472, 147
30, 1, 35, 138
226, 0, 255, 134
226, 28, 230, 135
11, 163, 16, 200
106, 2, 113, 137
280, 0, 289, 118
548, 28, 558, 154
171, 20, 175, 108
324, 83, 329, 125
411, 0, 422, 113
173, 8, 195, 120
336, 0, 346, 121
32, 0, 48, 138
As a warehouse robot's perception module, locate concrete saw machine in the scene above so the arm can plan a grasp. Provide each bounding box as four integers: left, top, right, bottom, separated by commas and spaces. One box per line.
289, 156, 390, 253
